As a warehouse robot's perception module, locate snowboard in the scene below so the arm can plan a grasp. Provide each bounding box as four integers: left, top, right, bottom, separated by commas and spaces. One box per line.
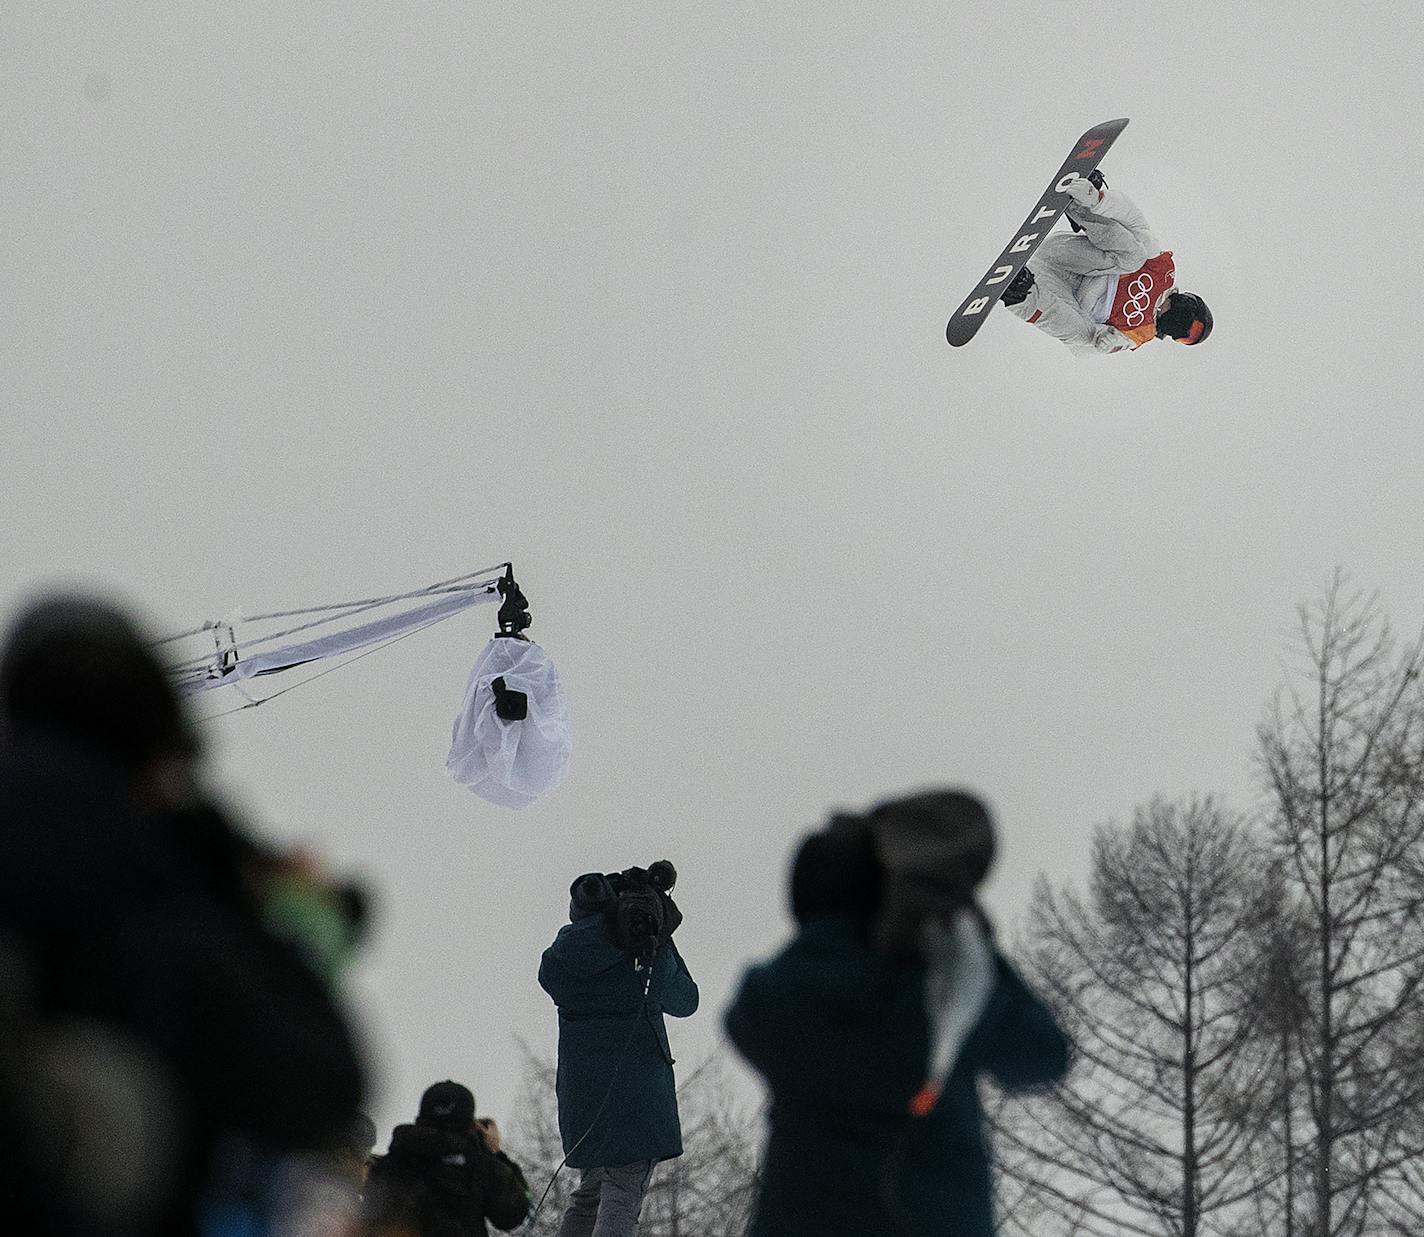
945, 118, 1129, 347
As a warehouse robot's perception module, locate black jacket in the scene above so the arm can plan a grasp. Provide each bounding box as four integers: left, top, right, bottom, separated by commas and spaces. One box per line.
0, 736, 365, 1235
366, 1123, 530, 1237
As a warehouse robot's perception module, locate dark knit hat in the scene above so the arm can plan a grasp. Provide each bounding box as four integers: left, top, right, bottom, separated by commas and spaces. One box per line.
0, 593, 197, 770
569, 872, 617, 920
789, 814, 883, 924
417, 1080, 474, 1130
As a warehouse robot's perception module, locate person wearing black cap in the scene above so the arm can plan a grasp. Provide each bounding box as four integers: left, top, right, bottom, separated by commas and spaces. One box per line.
365, 1081, 529, 1237
0, 592, 366, 1235
538, 861, 698, 1237
724, 790, 1070, 1237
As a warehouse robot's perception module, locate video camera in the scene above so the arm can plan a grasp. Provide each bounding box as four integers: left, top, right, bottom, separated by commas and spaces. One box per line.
606, 861, 681, 961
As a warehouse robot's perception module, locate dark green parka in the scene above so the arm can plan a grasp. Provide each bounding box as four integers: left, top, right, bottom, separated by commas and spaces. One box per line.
538, 907, 698, 1168
725, 914, 1069, 1237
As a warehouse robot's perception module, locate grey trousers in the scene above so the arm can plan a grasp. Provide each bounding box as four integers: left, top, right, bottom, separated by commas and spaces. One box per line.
1007, 191, 1154, 352
1005, 233, 1108, 349
555, 1161, 654, 1237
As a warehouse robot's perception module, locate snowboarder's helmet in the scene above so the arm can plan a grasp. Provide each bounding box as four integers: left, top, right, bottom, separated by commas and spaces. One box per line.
1156, 291, 1212, 345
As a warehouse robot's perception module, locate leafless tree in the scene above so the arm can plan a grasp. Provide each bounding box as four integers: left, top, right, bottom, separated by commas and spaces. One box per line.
510, 1045, 760, 1237
637, 1057, 760, 1237
992, 796, 1282, 1237
1231, 886, 1315, 1237
1256, 572, 1424, 1237
509, 1045, 576, 1236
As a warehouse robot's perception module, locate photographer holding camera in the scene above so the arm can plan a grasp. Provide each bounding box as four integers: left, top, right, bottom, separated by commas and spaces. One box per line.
364, 1080, 529, 1237
538, 860, 698, 1237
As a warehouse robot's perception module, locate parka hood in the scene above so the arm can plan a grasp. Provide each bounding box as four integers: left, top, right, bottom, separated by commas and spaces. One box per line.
568, 872, 615, 921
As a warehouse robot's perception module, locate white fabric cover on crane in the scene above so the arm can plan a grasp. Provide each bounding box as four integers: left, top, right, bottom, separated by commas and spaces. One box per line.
448, 637, 571, 808
175, 588, 498, 695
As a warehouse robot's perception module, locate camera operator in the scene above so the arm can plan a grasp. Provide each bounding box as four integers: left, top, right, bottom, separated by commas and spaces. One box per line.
537, 860, 698, 1237
725, 790, 1070, 1237
364, 1080, 529, 1237
0, 592, 366, 1236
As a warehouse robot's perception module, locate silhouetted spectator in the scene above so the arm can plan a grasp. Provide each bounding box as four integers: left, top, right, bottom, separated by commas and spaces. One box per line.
725, 790, 1070, 1237
331, 1111, 379, 1191
0, 592, 367, 1235
0, 931, 180, 1237
365, 1080, 529, 1237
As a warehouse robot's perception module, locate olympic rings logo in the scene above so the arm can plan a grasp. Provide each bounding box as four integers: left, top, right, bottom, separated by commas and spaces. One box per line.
1122, 273, 1155, 326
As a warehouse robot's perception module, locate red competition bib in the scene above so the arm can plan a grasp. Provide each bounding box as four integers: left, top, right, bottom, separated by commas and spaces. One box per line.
1107, 251, 1175, 346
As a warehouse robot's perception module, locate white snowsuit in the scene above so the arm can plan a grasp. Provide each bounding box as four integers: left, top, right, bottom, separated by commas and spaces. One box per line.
1007, 183, 1175, 357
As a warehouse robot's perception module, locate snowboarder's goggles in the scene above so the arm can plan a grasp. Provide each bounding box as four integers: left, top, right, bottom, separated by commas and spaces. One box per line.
1181, 319, 1207, 345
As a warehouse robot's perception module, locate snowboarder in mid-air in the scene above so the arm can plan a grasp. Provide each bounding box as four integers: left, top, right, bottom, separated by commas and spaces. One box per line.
1000, 170, 1212, 356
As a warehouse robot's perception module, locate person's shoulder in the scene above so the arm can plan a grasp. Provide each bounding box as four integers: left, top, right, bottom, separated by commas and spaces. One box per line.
774, 916, 920, 995
388, 1124, 492, 1174
790, 913, 877, 954
386, 1122, 448, 1159
550, 913, 617, 955
735, 919, 856, 988
369, 1125, 419, 1180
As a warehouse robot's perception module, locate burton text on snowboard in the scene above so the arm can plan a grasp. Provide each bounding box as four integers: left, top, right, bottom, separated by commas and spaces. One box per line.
946, 117, 1129, 347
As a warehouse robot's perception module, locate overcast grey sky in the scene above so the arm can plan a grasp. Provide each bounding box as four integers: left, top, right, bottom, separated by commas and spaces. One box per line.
5, 3, 1423, 1136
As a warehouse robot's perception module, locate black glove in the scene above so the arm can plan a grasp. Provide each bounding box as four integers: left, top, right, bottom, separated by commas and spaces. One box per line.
659, 892, 683, 939
645, 861, 681, 940
1000, 266, 1035, 307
